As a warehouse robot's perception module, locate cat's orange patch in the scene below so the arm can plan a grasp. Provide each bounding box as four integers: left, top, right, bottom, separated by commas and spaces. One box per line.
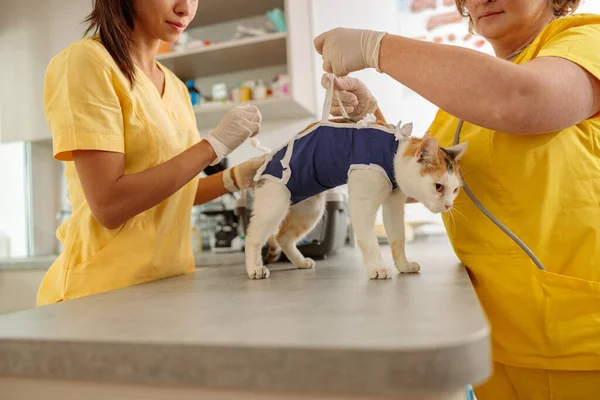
276, 210, 322, 242
276, 215, 292, 236
403, 138, 461, 179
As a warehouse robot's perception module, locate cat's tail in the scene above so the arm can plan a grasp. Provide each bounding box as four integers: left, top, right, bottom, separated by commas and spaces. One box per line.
264, 235, 282, 264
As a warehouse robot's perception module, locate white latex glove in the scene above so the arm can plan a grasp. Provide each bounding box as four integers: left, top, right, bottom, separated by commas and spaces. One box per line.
205, 105, 262, 165
314, 28, 387, 76
321, 74, 378, 119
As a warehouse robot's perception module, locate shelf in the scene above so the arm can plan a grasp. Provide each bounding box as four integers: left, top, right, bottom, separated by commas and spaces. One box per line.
189, 0, 284, 28
157, 32, 287, 80
194, 96, 313, 130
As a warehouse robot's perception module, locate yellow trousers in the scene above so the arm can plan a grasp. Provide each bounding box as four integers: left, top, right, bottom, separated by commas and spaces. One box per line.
475, 362, 600, 400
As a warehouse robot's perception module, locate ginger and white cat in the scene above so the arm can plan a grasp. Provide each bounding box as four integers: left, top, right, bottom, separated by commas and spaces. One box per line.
245, 118, 467, 280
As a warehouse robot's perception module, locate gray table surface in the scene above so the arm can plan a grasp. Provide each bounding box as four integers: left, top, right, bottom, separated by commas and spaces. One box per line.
0, 251, 243, 270
0, 237, 491, 397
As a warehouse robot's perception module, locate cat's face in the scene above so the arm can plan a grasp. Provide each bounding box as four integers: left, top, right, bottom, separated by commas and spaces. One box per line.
396, 137, 467, 214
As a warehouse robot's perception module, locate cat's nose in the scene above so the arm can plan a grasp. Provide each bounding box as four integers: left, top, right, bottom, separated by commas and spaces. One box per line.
444, 204, 452, 211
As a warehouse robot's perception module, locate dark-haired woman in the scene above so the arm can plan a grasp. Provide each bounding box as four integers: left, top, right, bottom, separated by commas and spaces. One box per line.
38, 0, 264, 305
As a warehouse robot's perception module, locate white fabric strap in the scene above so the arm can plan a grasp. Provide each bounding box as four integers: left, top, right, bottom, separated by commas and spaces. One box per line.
321, 73, 335, 122
321, 73, 351, 121
279, 137, 296, 184
250, 137, 271, 154
223, 169, 238, 193
335, 89, 350, 119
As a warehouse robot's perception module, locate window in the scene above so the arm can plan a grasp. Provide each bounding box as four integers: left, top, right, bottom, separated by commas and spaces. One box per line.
0, 142, 29, 259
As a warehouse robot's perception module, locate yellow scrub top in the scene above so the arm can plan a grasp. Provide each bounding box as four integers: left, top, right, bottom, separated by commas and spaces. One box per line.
430, 14, 600, 371
37, 38, 200, 305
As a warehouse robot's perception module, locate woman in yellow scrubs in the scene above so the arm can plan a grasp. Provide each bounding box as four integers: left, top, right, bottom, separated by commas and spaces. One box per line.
315, 0, 600, 398
38, 0, 265, 305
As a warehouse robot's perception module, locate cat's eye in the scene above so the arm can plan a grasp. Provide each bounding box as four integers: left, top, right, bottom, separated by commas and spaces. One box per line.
435, 183, 444, 193
454, 188, 459, 194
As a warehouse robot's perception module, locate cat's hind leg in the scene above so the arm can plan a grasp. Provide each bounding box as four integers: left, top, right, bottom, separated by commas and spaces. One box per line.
348, 169, 393, 279
382, 190, 420, 274
245, 180, 291, 279
263, 235, 282, 265
276, 194, 326, 270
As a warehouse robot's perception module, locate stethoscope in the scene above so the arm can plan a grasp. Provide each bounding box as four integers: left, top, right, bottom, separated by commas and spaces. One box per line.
452, 43, 547, 271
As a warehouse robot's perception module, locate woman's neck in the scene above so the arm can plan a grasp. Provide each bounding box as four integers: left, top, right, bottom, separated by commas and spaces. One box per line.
130, 28, 161, 74
491, 16, 555, 59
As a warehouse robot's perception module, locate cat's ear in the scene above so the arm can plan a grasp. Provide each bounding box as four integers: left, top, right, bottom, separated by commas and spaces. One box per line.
442, 142, 468, 161
416, 137, 438, 163
423, 130, 431, 138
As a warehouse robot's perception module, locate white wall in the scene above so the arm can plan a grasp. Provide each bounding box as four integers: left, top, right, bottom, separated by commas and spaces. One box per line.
0, 0, 91, 143
577, 0, 600, 13
311, 0, 402, 125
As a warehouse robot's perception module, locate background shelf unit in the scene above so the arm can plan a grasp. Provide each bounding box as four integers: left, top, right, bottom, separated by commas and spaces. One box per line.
189, 0, 285, 29
157, 0, 316, 133
157, 32, 288, 80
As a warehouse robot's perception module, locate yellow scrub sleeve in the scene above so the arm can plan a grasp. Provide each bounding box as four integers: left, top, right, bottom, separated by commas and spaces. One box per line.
429, 13, 600, 398
38, 37, 200, 305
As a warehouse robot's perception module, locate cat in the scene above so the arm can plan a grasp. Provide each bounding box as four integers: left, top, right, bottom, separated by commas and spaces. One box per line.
245, 117, 467, 280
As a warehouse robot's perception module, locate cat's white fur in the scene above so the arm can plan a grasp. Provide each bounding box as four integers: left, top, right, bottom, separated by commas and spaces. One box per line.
245, 126, 467, 280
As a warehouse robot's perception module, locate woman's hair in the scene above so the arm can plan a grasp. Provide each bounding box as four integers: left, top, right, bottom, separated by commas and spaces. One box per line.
84, 0, 136, 85
455, 0, 581, 32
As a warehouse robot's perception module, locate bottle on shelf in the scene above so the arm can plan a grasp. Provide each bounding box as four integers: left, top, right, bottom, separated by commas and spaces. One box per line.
186, 80, 200, 106
254, 79, 267, 101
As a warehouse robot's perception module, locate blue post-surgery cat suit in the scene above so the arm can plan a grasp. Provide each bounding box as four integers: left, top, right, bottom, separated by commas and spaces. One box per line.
254, 76, 412, 204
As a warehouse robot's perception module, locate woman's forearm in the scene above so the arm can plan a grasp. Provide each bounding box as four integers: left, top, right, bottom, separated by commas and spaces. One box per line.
194, 169, 236, 206
378, 34, 537, 133
110, 140, 216, 226
75, 140, 217, 229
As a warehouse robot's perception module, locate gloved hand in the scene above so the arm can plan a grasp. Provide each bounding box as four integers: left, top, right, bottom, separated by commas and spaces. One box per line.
321, 74, 378, 119
205, 105, 262, 165
223, 154, 268, 192
314, 28, 387, 76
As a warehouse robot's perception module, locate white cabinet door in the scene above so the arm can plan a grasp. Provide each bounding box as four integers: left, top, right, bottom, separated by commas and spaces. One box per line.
0, 0, 91, 143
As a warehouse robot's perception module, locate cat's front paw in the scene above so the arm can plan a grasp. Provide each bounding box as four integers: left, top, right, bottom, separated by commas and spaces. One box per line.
296, 257, 315, 270
367, 266, 392, 280
247, 266, 270, 279
396, 261, 421, 274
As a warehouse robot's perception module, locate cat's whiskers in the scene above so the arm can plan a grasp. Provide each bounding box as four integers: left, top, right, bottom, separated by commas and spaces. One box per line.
449, 206, 468, 221
446, 208, 457, 237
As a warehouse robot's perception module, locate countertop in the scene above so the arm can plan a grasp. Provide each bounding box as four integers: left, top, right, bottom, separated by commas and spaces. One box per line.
0, 237, 491, 397
0, 251, 244, 270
